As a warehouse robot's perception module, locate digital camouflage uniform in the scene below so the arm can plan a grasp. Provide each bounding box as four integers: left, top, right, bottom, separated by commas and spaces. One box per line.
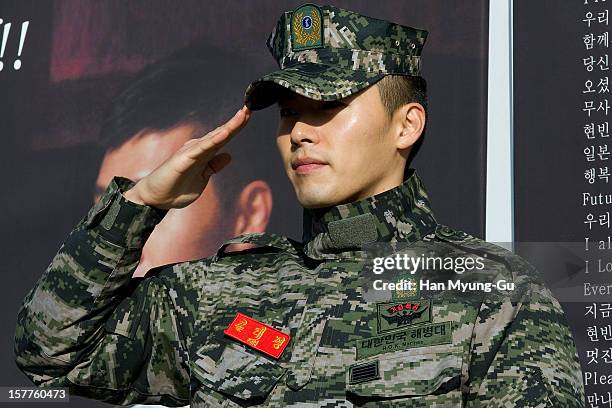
15, 4, 585, 408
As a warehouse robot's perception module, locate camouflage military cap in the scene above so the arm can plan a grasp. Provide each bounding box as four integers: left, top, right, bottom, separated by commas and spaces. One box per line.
244, 3, 428, 110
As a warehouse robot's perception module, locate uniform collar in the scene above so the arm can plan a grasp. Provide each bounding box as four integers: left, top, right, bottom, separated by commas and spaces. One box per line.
301, 169, 438, 260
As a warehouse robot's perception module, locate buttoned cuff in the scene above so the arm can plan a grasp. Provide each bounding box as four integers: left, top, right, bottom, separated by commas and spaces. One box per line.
83, 176, 168, 249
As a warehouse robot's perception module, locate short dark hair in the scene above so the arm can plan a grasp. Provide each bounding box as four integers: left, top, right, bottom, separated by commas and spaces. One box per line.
97, 45, 281, 220
376, 75, 428, 174
99, 50, 239, 151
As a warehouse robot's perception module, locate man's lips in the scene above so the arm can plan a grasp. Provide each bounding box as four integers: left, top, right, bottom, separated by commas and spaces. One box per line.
295, 163, 326, 173
291, 157, 328, 174
291, 156, 327, 168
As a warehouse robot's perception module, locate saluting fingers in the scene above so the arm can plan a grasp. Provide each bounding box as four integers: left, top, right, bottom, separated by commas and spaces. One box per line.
185, 106, 250, 161
201, 152, 232, 180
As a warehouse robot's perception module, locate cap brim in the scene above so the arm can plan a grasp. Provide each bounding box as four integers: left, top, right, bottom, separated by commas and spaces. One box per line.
244, 62, 385, 111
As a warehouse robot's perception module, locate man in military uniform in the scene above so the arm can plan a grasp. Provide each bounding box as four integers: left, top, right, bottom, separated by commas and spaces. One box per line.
15, 4, 585, 407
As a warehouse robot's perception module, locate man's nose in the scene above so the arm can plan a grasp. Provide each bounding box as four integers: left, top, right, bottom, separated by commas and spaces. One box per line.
290, 120, 319, 146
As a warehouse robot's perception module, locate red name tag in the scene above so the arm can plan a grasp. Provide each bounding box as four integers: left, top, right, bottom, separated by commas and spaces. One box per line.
223, 312, 291, 359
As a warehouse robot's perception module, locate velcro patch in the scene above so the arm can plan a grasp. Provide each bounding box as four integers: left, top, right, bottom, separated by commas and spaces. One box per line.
348, 360, 380, 384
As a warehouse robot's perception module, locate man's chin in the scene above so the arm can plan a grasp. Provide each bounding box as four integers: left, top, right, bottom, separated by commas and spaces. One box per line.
296, 189, 341, 209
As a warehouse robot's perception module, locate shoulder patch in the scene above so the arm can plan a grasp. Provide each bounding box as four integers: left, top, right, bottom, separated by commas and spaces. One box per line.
435, 224, 470, 242
214, 232, 301, 260
434, 224, 540, 283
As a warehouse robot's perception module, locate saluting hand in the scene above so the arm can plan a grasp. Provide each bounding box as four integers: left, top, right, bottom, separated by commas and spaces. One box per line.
123, 106, 251, 209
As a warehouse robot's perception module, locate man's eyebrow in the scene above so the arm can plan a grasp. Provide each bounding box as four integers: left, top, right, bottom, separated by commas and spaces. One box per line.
276, 96, 294, 106
276, 89, 298, 103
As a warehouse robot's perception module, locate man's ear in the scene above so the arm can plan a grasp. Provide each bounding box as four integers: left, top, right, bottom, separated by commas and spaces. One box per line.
232, 180, 273, 236
395, 102, 426, 150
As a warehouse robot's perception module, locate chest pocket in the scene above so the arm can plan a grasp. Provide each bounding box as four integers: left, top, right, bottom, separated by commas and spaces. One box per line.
346, 345, 463, 407
191, 342, 287, 406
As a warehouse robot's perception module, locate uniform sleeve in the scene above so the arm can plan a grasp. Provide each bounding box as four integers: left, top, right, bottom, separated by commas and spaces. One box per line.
13, 176, 190, 406
465, 277, 586, 407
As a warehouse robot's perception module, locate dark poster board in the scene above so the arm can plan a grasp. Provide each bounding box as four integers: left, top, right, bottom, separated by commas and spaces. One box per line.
515, 0, 611, 404
0, 1, 488, 406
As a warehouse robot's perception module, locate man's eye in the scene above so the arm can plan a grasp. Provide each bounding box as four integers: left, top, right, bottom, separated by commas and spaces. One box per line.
279, 107, 298, 117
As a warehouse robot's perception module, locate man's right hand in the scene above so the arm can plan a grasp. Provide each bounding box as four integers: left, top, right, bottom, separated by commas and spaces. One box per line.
123, 106, 251, 209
